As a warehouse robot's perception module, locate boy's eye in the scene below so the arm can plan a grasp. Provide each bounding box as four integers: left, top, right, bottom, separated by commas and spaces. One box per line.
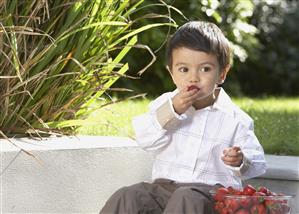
178, 67, 188, 73
200, 66, 211, 72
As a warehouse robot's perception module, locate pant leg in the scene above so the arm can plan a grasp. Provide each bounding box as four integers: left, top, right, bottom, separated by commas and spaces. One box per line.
100, 182, 172, 214
163, 184, 217, 214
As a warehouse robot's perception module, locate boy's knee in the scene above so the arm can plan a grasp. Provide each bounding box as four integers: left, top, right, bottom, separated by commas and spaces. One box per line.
172, 186, 193, 198
115, 183, 145, 199
172, 186, 211, 202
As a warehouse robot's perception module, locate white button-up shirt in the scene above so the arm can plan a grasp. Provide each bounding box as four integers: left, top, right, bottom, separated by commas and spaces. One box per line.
132, 88, 267, 188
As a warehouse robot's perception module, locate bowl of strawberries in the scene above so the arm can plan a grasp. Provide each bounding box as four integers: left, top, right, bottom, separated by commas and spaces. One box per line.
212, 184, 294, 214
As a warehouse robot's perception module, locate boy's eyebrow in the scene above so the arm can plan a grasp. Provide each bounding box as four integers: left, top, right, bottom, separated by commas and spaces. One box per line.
174, 62, 216, 67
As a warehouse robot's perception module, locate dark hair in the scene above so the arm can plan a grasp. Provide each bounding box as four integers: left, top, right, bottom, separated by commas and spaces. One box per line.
166, 21, 231, 71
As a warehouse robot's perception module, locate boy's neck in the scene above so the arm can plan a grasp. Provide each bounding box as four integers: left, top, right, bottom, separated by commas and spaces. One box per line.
192, 88, 221, 110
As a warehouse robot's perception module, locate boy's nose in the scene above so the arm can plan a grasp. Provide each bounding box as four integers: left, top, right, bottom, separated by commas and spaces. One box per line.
189, 71, 199, 82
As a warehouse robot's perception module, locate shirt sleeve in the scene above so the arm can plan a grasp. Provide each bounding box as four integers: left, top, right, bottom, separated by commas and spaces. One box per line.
225, 122, 267, 180
132, 95, 186, 151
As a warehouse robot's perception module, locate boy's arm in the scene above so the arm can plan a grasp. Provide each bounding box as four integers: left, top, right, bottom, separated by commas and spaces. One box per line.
224, 122, 267, 179
132, 95, 187, 151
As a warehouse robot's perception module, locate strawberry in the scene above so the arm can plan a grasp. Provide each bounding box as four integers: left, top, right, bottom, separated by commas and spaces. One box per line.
220, 207, 233, 214
224, 198, 240, 212
258, 186, 270, 195
264, 199, 275, 208
243, 184, 256, 196
235, 208, 250, 214
214, 201, 225, 213
250, 204, 266, 214
252, 192, 266, 204
216, 187, 230, 195
214, 193, 225, 202
239, 197, 252, 208
187, 85, 199, 91
234, 189, 243, 195
227, 186, 235, 194
214, 187, 230, 202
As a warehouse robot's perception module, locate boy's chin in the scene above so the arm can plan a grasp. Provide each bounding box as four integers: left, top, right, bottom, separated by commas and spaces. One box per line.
194, 94, 210, 101
194, 90, 218, 102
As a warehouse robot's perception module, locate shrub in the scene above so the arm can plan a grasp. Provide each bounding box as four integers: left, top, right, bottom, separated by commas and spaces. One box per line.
0, 0, 175, 137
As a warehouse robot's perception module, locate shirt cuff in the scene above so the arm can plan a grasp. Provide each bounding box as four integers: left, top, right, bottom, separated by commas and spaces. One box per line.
225, 155, 251, 177
156, 98, 187, 130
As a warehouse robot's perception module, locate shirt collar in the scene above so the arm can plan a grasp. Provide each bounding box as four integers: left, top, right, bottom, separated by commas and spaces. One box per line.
211, 87, 235, 116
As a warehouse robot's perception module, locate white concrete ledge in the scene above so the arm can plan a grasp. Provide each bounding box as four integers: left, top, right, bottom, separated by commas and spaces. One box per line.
261, 154, 299, 181
1, 136, 298, 213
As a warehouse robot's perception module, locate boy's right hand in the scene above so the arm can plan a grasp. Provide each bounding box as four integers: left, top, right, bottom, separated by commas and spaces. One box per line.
172, 87, 200, 115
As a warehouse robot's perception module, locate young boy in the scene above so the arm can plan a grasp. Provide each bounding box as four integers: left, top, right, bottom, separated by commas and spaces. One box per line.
100, 21, 266, 214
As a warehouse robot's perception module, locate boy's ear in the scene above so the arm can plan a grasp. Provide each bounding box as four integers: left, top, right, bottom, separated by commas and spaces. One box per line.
218, 65, 230, 84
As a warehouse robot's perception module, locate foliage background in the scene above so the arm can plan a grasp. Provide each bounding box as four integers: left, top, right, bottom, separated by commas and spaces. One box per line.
113, 0, 299, 98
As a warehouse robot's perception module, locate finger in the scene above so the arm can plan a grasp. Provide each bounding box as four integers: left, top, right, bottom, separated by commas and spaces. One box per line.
190, 90, 202, 100
175, 91, 197, 102
222, 155, 242, 163
224, 155, 242, 163
223, 149, 229, 156
226, 147, 242, 156
224, 155, 239, 160
232, 146, 241, 152
179, 92, 200, 104
223, 161, 242, 167
221, 157, 242, 167
227, 151, 242, 158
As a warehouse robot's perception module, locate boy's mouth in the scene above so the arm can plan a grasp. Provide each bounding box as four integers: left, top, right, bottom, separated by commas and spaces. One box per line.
187, 85, 200, 91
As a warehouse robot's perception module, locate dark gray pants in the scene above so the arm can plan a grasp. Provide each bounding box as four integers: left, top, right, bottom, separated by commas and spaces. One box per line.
100, 179, 221, 214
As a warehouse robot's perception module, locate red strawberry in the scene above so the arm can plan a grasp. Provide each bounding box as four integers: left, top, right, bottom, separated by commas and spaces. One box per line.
227, 186, 235, 194
264, 199, 275, 208
239, 197, 252, 208
250, 204, 266, 214
216, 187, 230, 194
243, 184, 256, 196
214, 187, 230, 202
214, 201, 225, 213
234, 189, 243, 195
235, 208, 250, 214
220, 207, 233, 214
187, 85, 199, 91
258, 186, 270, 195
224, 198, 240, 212
252, 192, 266, 204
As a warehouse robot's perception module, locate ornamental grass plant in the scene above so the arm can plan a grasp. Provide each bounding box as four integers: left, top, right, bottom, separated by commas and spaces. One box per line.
0, 0, 175, 137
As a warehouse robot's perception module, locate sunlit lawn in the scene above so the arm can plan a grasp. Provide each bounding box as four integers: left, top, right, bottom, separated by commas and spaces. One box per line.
78, 97, 299, 156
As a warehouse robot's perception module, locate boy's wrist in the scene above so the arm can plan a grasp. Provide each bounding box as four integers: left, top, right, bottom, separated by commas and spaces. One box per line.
225, 155, 251, 177
156, 98, 186, 129
171, 97, 183, 115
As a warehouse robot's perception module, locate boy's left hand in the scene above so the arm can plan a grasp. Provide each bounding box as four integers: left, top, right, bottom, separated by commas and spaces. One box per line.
221, 146, 243, 167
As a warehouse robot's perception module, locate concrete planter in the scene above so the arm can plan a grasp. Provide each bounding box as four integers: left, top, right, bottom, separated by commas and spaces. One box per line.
1, 136, 298, 213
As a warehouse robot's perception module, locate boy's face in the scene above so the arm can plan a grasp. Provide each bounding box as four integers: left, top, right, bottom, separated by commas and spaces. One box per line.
169, 47, 227, 100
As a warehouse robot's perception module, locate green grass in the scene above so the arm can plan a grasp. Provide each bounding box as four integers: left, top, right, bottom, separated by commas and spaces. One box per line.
234, 97, 299, 156
78, 97, 299, 156
78, 99, 150, 138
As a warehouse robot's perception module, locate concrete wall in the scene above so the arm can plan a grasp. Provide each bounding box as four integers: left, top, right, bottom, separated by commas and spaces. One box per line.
1, 136, 298, 213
